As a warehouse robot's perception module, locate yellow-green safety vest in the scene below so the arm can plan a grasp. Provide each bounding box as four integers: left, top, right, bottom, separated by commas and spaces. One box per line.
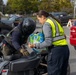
46, 18, 67, 46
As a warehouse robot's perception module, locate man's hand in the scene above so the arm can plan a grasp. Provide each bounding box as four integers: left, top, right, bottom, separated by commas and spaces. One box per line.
28, 43, 35, 48
20, 49, 29, 56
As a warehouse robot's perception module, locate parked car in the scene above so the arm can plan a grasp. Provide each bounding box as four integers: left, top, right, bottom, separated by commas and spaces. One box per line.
1, 15, 23, 27
0, 15, 24, 43
49, 12, 73, 26
70, 19, 76, 49
0, 15, 24, 34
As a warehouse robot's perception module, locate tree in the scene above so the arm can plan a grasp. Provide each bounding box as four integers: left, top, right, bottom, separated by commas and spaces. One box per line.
38, 0, 52, 12
38, 0, 73, 13
7, 0, 39, 14
58, 0, 73, 13
28, 0, 39, 13
7, 0, 29, 13
5, 0, 73, 14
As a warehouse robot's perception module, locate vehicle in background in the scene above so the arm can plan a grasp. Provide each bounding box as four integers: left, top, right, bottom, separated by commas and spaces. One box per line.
70, 19, 76, 49
1, 15, 23, 27
49, 12, 73, 26
0, 15, 24, 43
0, 15, 23, 34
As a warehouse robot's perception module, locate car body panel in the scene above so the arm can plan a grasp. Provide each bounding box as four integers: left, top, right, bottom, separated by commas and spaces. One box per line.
70, 20, 76, 46
0, 15, 23, 35
1, 16, 23, 26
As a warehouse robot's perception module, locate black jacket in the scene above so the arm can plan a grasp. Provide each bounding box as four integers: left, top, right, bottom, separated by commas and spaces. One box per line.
11, 24, 31, 51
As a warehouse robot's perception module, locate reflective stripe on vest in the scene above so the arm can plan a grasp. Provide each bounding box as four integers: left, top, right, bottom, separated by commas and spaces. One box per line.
46, 18, 67, 45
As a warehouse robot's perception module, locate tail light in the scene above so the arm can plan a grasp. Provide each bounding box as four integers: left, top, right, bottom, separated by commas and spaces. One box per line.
2, 69, 8, 73
2, 70, 7, 72
71, 29, 76, 33
70, 28, 76, 38
2, 69, 8, 75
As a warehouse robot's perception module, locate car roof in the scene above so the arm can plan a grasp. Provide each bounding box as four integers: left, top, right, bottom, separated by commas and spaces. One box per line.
49, 12, 67, 15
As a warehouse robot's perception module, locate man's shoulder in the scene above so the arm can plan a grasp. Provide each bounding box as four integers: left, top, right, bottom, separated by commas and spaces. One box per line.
44, 22, 51, 28
12, 27, 22, 36
13, 27, 21, 32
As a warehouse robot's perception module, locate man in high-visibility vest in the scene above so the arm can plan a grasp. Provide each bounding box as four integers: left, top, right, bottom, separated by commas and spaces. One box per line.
28, 10, 69, 75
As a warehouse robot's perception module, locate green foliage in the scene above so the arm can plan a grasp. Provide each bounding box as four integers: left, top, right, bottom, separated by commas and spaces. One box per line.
38, 0, 73, 13
58, 0, 73, 13
5, 0, 73, 14
6, 0, 39, 14
7, 0, 29, 13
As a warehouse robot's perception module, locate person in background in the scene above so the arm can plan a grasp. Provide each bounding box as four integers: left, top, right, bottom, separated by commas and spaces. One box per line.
1, 18, 36, 60
67, 19, 72, 27
28, 10, 70, 75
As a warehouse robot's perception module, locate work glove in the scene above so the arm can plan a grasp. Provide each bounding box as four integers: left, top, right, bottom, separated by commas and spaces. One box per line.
20, 48, 29, 56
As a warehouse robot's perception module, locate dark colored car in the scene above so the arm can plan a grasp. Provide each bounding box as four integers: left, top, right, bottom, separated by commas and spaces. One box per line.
1, 15, 23, 27
0, 15, 23, 43
0, 15, 23, 34
49, 12, 73, 26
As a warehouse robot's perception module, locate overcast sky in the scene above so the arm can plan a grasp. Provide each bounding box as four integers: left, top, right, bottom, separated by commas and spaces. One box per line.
3, 0, 8, 5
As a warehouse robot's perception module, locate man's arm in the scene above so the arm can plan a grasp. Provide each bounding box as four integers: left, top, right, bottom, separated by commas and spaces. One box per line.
35, 23, 53, 49
12, 31, 21, 51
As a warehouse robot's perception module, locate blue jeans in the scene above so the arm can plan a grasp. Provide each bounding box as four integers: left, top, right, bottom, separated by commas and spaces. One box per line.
47, 45, 70, 75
